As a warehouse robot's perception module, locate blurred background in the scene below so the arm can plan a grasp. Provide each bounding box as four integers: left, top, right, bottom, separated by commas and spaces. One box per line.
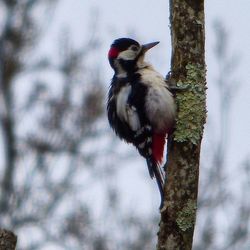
0, 0, 249, 249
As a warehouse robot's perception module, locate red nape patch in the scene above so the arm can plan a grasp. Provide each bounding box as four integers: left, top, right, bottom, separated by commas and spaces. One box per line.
108, 47, 119, 58
152, 133, 166, 164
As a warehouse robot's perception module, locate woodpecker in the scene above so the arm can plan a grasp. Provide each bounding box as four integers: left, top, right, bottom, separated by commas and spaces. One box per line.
107, 38, 175, 208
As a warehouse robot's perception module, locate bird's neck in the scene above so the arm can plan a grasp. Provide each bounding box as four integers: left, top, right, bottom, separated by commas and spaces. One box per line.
114, 60, 151, 78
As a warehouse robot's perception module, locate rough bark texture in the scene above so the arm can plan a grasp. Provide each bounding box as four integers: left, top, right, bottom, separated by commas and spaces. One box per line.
0, 229, 17, 250
157, 1, 206, 250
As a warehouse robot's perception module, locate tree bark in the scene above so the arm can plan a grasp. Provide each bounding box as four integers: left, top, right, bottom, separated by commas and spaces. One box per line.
157, 1, 206, 249
0, 229, 17, 250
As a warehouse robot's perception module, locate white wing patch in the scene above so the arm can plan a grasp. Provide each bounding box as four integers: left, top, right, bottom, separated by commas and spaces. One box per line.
126, 104, 141, 131
116, 84, 131, 121
116, 84, 141, 131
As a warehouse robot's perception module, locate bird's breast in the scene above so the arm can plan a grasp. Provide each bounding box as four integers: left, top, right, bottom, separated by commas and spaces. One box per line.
139, 68, 176, 133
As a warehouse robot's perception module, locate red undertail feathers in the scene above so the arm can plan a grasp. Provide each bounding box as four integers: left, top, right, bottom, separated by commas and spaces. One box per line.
152, 133, 166, 165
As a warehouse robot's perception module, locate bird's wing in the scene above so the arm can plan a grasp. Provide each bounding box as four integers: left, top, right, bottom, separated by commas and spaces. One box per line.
107, 83, 140, 143
125, 104, 141, 131
115, 83, 141, 132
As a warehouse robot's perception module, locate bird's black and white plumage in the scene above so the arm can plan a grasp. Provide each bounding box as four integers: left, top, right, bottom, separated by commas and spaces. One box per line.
107, 38, 175, 208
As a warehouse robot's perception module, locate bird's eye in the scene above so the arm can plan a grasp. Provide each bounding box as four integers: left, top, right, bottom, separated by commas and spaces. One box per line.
131, 45, 138, 51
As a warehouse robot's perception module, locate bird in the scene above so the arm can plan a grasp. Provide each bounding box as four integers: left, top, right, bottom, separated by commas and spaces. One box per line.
107, 38, 176, 208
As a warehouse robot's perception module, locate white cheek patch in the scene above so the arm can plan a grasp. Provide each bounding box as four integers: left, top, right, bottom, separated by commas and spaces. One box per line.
117, 50, 137, 60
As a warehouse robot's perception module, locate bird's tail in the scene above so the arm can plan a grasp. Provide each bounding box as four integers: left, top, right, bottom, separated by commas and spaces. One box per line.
134, 128, 167, 208
146, 158, 165, 209
146, 133, 167, 209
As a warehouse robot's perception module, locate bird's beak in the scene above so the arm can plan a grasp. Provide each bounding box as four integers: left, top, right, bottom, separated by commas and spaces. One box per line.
141, 41, 160, 53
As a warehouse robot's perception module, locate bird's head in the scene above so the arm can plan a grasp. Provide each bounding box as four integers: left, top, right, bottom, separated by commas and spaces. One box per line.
108, 38, 159, 76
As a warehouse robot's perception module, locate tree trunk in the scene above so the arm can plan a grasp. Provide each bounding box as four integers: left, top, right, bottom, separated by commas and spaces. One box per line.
157, 1, 206, 249
0, 229, 17, 250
